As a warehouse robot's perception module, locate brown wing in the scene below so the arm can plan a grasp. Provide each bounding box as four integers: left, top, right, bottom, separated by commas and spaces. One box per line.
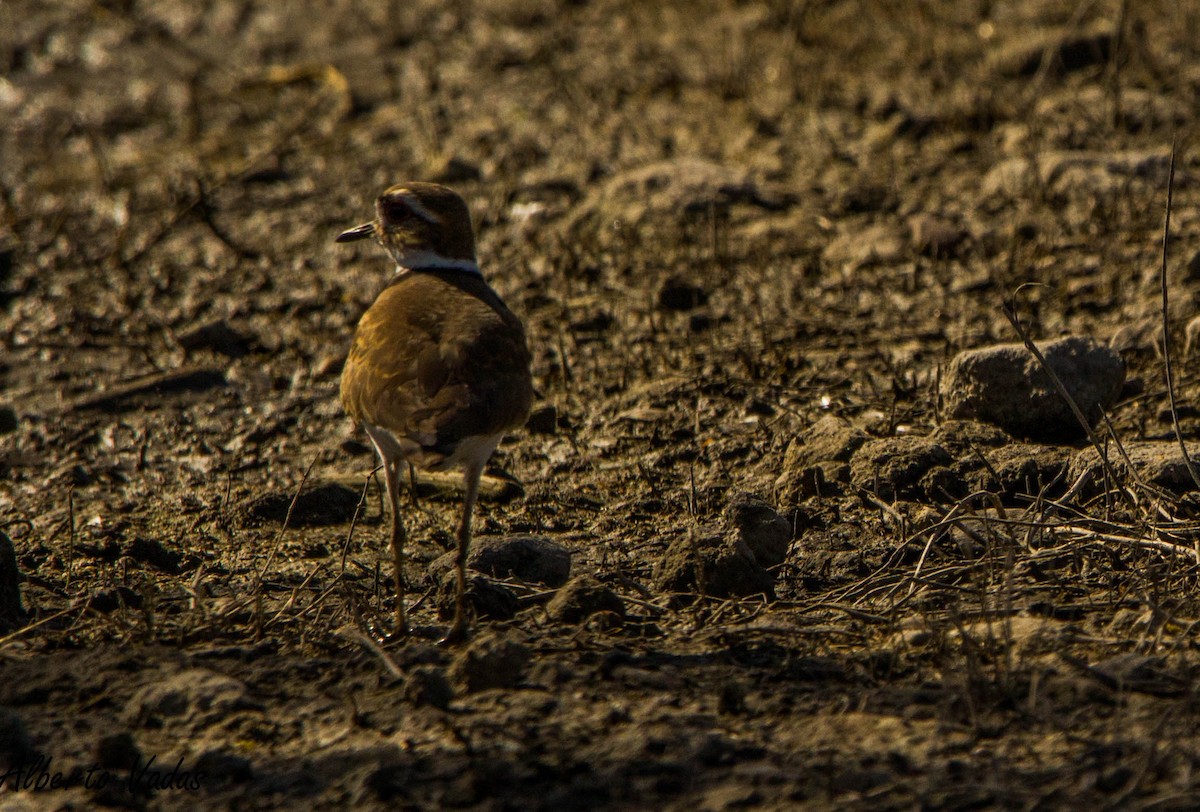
340, 271, 533, 463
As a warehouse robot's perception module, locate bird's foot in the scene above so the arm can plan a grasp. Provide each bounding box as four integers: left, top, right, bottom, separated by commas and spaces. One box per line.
437, 622, 470, 647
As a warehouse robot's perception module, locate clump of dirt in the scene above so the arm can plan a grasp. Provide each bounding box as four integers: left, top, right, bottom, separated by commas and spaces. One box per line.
547, 575, 625, 625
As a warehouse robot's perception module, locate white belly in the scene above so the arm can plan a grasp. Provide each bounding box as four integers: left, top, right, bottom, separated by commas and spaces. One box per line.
362, 422, 502, 472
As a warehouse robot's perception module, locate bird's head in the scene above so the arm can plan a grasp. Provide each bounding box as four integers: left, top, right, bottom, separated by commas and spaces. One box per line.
336, 182, 479, 274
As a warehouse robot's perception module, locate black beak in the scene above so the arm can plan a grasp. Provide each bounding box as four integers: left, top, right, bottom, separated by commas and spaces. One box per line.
335, 222, 375, 243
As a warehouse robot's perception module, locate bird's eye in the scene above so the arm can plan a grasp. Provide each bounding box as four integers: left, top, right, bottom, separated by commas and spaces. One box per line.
380, 197, 410, 223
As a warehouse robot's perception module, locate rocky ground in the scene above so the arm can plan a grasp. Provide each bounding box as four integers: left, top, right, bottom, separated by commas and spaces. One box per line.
4, 0, 1200, 809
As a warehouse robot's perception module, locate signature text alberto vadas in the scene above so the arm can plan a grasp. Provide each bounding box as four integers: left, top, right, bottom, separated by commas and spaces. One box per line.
1, 753, 206, 793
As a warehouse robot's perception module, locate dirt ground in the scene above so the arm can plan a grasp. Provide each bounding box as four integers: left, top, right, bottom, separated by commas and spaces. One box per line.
4, 0, 1200, 809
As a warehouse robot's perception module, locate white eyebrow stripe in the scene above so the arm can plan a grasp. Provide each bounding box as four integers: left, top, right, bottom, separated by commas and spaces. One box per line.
398, 194, 440, 224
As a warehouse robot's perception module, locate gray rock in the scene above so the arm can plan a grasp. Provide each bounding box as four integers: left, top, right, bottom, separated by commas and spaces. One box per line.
546, 576, 625, 625
461, 534, 571, 587
724, 494, 792, 569
941, 336, 1124, 442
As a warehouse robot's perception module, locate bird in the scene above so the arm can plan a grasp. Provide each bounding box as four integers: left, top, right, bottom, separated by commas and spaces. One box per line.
336, 182, 533, 643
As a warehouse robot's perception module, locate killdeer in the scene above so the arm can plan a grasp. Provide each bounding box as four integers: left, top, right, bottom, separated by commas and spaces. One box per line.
337, 182, 533, 642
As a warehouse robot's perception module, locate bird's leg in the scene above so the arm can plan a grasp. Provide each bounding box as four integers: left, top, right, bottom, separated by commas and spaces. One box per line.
407, 461, 420, 508
442, 459, 484, 645
381, 456, 409, 636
